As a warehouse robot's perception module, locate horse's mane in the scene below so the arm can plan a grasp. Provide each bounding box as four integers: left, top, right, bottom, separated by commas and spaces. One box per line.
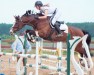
23, 10, 44, 17
23, 10, 32, 16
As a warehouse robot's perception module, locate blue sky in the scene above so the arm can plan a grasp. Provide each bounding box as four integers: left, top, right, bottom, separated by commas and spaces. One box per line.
0, 0, 94, 23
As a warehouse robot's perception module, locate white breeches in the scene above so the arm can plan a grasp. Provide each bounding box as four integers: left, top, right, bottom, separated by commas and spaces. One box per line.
51, 9, 62, 25
60, 23, 68, 33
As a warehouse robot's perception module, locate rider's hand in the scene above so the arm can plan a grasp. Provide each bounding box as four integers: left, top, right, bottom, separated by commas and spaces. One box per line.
34, 15, 39, 19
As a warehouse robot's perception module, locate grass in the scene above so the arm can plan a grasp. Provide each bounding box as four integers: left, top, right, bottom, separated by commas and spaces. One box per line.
1, 49, 68, 55
1, 38, 94, 56
2, 49, 13, 53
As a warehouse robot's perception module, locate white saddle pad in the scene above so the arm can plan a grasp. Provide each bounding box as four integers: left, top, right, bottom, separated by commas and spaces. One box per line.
60, 23, 68, 33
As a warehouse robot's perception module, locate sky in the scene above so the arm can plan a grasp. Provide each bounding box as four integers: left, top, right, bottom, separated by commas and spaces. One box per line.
0, 0, 94, 23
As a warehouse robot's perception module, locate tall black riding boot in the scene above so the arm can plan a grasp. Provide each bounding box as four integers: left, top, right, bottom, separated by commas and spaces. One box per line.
54, 22, 63, 37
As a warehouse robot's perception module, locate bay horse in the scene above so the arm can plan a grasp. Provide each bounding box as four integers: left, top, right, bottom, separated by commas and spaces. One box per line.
10, 11, 91, 66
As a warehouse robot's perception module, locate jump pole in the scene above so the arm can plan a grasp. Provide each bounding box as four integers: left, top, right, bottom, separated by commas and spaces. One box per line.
35, 38, 39, 75
35, 37, 42, 75
23, 34, 27, 75
67, 33, 71, 75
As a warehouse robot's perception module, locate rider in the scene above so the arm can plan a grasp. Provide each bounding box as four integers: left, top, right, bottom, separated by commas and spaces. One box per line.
34, 1, 63, 37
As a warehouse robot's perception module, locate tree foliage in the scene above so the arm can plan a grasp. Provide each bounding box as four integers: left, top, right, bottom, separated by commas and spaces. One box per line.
67, 22, 94, 37
0, 22, 94, 38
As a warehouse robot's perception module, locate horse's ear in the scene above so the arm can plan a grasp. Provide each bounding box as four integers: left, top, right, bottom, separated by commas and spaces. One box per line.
14, 15, 20, 20
18, 15, 20, 18
18, 15, 21, 21
14, 16, 17, 20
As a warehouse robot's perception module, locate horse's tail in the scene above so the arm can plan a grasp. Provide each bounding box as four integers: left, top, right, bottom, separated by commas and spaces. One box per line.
82, 30, 93, 57
82, 30, 91, 47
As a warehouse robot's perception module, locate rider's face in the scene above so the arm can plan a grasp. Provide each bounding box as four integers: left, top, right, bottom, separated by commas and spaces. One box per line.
35, 6, 41, 10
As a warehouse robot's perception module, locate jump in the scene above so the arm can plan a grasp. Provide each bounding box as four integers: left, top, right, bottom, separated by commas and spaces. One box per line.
10, 10, 91, 59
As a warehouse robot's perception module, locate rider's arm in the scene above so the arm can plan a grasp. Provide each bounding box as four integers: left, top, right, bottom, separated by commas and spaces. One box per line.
38, 10, 48, 19
43, 3, 50, 7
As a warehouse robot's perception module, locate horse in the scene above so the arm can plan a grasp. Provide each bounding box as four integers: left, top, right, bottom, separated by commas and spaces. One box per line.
10, 11, 92, 68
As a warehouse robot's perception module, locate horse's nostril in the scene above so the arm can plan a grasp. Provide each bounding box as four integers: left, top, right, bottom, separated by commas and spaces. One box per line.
10, 32, 13, 35
10, 30, 14, 35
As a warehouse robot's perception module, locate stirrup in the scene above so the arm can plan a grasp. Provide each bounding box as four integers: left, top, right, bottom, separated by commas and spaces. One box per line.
57, 21, 64, 24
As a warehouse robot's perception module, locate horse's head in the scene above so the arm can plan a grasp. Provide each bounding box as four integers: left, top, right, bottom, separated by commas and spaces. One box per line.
10, 10, 37, 35
10, 16, 25, 35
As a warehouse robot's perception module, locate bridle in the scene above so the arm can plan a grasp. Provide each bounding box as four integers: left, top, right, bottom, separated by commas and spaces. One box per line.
11, 14, 39, 35
12, 18, 31, 31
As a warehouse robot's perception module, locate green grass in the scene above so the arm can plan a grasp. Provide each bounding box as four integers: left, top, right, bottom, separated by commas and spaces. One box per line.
2, 49, 13, 53
1, 38, 94, 56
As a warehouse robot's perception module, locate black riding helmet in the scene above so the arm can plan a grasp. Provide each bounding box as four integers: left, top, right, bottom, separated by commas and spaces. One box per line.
35, 1, 43, 7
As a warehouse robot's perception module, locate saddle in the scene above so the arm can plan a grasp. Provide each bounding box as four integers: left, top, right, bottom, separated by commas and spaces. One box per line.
37, 13, 68, 33
36, 12, 63, 24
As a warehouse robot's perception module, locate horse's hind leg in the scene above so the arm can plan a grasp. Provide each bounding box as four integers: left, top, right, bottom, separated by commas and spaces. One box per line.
79, 49, 93, 72
79, 53, 86, 67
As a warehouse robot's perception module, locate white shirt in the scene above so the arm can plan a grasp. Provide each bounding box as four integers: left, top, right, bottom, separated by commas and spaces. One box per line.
40, 6, 56, 16
11, 36, 31, 53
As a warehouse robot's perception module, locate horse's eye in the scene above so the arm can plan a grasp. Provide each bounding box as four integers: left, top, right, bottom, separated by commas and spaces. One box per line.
15, 22, 18, 25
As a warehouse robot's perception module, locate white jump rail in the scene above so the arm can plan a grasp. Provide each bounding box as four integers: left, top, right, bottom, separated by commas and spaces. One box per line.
0, 52, 36, 58
70, 34, 93, 75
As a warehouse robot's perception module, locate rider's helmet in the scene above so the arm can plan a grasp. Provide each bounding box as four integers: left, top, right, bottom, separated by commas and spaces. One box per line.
35, 1, 43, 7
